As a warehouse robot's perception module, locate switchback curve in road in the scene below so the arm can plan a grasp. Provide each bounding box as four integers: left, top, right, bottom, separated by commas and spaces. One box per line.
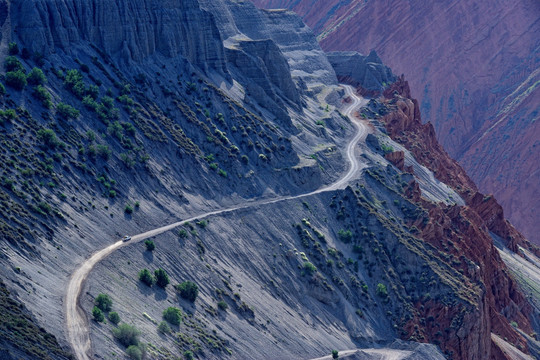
65, 85, 368, 360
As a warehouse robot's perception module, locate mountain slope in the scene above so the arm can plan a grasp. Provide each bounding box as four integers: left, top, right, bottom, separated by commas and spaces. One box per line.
0, 1, 538, 360
251, 0, 540, 245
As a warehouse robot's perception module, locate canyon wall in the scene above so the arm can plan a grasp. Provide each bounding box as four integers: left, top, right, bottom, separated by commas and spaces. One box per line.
252, 0, 540, 244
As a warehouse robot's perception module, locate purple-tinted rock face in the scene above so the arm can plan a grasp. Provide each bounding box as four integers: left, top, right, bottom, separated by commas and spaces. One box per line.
253, 0, 540, 245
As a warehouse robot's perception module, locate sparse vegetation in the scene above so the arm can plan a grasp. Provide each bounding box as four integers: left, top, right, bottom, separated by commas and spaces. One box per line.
126, 345, 143, 360
158, 320, 171, 334
5, 70, 27, 90
56, 102, 80, 120
94, 293, 113, 312
162, 307, 182, 326
376, 283, 388, 298
144, 240, 155, 252
154, 268, 170, 288
27, 67, 47, 85
108, 312, 120, 325
112, 323, 140, 347
176, 281, 199, 302
217, 300, 228, 311
138, 269, 155, 287
92, 306, 104, 322
337, 229, 353, 243
303, 262, 317, 275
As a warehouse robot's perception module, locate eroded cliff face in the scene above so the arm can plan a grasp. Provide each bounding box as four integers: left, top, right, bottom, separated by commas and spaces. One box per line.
12, 0, 228, 72
365, 77, 539, 359
252, 0, 540, 246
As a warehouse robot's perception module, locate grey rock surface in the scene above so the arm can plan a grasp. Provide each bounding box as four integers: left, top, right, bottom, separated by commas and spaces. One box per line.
327, 51, 395, 93
12, 0, 228, 73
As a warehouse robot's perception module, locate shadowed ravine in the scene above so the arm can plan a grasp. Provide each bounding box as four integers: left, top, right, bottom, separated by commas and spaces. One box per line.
65, 85, 369, 360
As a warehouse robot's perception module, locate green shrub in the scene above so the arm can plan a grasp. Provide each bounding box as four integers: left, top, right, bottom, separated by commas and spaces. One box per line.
27, 67, 47, 85
37, 128, 59, 148
381, 143, 394, 154
218, 169, 227, 177
82, 95, 98, 110
157, 321, 171, 334
332, 349, 339, 359
86, 84, 99, 99
4, 56, 23, 72
126, 345, 142, 360
337, 229, 353, 243
510, 321, 518, 328
118, 94, 134, 106
303, 262, 317, 275
124, 205, 134, 214
5, 70, 27, 90
112, 323, 140, 347
92, 306, 104, 322
108, 312, 120, 325
144, 240, 155, 251
376, 283, 388, 298
108, 190, 117, 198
33, 85, 52, 108
8, 42, 19, 55
184, 350, 194, 360
154, 268, 169, 288
64, 69, 85, 98
178, 229, 188, 238
217, 300, 228, 311
162, 307, 182, 326
196, 220, 207, 228
0, 83, 5, 95
96, 144, 111, 160
56, 102, 80, 120
95, 293, 113, 312
138, 269, 154, 286
0, 109, 17, 122
176, 281, 198, 302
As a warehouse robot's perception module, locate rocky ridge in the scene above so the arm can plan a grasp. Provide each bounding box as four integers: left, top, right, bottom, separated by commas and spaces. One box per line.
251, 0, 540, 246
359, 77, 540, 359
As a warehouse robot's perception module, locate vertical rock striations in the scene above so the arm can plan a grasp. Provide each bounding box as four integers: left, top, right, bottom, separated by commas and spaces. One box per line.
12, 0, 228, 73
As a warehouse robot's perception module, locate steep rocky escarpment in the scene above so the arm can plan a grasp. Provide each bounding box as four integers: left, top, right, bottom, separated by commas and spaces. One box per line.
252, 0, 540, 246
378, 77, 539, 258
362, 77, 540, 359
12, 0, 228, 73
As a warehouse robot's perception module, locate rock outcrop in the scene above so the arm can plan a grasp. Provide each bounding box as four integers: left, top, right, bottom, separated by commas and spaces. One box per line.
327, 51, 395, 96
375, 76, 539, 359
252, 0, 540, 246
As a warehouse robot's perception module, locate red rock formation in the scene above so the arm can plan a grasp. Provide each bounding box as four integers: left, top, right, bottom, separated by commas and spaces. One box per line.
252, 0, 540, 245
376, 77, 539, 359
384, 151, 405, 170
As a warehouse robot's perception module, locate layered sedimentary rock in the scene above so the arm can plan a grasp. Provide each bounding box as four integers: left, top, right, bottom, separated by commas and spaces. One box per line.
252, 0, 540, 245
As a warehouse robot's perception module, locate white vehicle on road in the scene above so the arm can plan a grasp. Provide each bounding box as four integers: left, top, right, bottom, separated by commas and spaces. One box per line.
122, 235, 132, 242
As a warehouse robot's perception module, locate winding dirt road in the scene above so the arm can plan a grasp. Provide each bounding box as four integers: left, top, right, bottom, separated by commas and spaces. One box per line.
65, 85, 368, 360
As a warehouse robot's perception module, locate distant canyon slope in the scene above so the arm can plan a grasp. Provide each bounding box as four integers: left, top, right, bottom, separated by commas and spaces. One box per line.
252, 0, 540, 244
